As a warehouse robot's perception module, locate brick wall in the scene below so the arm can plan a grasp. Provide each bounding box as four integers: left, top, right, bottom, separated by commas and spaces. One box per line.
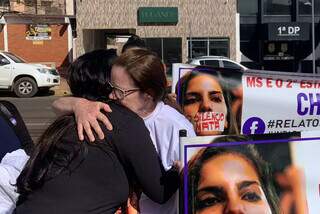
7, 24, 69, 69
0, 27, 4, 50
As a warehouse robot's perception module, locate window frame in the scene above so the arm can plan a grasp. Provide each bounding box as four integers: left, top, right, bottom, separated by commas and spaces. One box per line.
187, 37, 230, 59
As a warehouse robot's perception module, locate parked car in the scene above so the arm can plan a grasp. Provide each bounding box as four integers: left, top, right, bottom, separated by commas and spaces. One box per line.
187, 56, 248, 71
0, 52, 60, 98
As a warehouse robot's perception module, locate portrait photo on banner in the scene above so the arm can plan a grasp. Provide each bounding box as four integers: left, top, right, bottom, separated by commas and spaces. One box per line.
174, 66, 242, 137
179, 131, 320, 214
172, 65, 320, 136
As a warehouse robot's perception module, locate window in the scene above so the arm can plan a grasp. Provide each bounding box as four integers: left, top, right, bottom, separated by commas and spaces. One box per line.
189, 40, 207, 58
204, 60, 220, 67
41, 1, 53, 7
0, 55, 9, 65
299, 0, 320, 15
163, 38, 182, 65
144, 37, 182, 74
263, 0, 292, 15
209, 40, 229, 56
188, 38, 229, 59
223, 61, 242, 69
24, 0, 35, 6
4, 53, 25, 63
2, 0, 10, 6
238, 0, 258, 15
145, 38, 162, 58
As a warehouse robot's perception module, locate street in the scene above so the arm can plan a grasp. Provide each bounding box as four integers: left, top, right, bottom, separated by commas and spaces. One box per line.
0, 93, 59, 143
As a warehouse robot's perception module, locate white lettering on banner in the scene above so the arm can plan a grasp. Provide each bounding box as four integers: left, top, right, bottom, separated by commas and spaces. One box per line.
242, 73, 320, 134
250, 121, 259, 134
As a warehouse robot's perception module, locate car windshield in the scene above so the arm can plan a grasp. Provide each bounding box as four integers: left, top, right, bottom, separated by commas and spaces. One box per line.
4, 52, 26, 63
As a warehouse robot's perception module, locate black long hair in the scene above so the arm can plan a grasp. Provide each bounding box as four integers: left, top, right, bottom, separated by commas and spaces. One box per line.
68, 49, 117, 101
121, 35, 146, 53
16, 116, 81, 197
187, 136, 279, 214
16, 49, 117, 198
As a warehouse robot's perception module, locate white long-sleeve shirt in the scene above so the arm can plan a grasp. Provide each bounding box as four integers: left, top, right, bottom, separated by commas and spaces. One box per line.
140, 101, 196, 214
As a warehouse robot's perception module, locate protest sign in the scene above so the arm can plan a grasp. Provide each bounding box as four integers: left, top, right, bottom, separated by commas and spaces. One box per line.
242, 71, 320, 134
172, 64, 320, 136
180, 132, 320, 214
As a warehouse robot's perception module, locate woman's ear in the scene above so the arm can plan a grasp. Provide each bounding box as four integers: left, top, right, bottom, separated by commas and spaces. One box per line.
146, 93, 153, 99
143, 91, 153, 101
144, 89, 155, 100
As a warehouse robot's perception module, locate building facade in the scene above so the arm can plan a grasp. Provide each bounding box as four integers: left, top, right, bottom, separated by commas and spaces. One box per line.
10, 0, 66, 15
0, 0, 75, 71
76, 0, 238, 67
239, 0, 320, 73
0, 14, 72, 69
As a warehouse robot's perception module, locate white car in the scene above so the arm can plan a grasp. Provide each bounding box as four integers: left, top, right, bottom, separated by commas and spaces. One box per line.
0, 52, 60, 98
187, 56, 248, 71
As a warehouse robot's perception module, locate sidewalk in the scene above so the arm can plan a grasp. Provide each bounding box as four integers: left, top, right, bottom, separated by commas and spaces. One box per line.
52, 77, 71, 96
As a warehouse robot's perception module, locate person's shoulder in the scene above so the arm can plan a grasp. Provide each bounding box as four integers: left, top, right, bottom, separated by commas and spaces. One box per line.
105, 101, 145, 126
106, 101, 140, 119
158, 103, 193, 129
102, 102, 150, 143
161, 103, 188, 122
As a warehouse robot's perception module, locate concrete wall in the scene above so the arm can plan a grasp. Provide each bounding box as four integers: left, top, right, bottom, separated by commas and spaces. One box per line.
65, 0, 74, 15
76, 0, 237, 61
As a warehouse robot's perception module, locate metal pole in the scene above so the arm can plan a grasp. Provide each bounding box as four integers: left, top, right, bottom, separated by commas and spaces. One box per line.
312, 0, 316, 74
189, 22, 192, 59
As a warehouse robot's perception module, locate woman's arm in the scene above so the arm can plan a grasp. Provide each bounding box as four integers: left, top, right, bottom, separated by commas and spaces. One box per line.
52, 97, 113, 141
52, 97, 83, 117
114, 118, 179, 204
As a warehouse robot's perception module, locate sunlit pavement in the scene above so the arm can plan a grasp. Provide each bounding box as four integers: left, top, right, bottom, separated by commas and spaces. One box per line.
0, 95, 60, 143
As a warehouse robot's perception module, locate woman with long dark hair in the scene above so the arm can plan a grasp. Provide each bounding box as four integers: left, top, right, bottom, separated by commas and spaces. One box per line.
14, 49, 179, 214
186, 136, 279, 214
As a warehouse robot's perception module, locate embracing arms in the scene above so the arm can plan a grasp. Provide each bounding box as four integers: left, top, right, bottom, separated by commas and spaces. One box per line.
52, 97, 112, 141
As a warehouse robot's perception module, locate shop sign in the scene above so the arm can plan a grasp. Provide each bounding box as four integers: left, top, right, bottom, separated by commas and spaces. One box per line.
267, 23, 310, 41
138, 7, 178, 25
26, 24, 52, 40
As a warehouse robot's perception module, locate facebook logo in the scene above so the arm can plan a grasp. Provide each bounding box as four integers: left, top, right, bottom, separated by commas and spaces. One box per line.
242, 117, 266, 134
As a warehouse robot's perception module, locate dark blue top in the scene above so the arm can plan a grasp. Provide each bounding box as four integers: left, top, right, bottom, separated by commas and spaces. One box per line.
0, 101, 33, 160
